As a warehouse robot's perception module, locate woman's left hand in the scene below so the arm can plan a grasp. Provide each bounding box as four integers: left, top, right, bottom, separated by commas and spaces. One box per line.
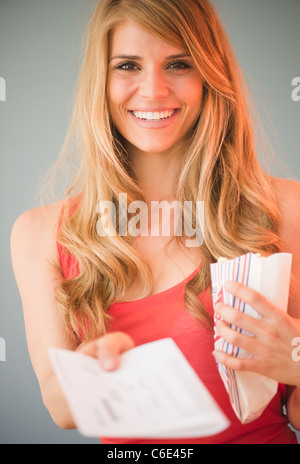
213, 280, 300, 389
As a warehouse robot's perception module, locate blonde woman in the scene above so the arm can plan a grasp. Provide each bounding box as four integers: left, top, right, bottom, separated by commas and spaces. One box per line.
11, 0, 300, 444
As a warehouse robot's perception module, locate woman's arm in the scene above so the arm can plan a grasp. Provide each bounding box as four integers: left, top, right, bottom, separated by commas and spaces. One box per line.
279, 179, 300, 430
10, 203, 135, 429
10, 202, 78, 429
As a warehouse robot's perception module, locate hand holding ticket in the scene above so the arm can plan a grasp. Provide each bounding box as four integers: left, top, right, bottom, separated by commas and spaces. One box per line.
210, 252, 292, 424
48, 338, 230, 438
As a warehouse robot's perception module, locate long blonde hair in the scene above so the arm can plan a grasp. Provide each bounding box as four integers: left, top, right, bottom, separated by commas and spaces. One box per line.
46, 0, 285, 342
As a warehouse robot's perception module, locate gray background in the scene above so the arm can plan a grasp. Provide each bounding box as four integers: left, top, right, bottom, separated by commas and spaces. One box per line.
0, 0, 299, 444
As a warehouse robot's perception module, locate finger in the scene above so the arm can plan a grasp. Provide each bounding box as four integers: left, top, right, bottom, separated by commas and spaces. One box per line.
76, 339, 99, 358
212, 349, 260, 372
76, 332, 135, 371
223, 281, 278, 319
215, 303, 265, 338
97, 332, 135, 371
216, 320, 261, 357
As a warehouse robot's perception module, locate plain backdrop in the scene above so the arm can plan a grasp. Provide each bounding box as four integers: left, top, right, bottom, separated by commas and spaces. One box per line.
0, 0, 299, 444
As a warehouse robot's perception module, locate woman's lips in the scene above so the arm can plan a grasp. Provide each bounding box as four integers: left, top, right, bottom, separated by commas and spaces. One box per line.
128, 109, 180, 129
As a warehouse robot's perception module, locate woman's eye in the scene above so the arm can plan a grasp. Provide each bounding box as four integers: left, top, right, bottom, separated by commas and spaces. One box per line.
168, 61, 191, 72
115, 62, 139, 73
113, 60, 192, 74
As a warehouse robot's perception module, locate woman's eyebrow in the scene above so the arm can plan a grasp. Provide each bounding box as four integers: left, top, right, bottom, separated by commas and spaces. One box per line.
109, 53, 191, 63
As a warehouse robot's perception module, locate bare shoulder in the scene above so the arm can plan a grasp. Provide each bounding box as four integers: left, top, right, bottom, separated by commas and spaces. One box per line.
268, 176, 300, 317
268, 176, 300, 232
10, 201, 80, 384
10, 200, 64, 269
11, 200, 64, 234
269, 175, 300, 200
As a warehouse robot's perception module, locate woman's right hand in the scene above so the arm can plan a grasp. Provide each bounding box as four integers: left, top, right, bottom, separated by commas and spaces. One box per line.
76, 331, 135, 371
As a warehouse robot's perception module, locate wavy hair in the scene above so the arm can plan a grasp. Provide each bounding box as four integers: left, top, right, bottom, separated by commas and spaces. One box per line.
46, 0, 286, 342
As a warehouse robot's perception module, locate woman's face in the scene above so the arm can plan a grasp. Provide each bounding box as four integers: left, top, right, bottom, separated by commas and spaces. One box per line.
107, 21, 204, 155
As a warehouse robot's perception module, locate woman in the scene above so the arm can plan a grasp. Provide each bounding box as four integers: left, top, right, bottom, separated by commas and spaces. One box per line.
10, 0, 300, 444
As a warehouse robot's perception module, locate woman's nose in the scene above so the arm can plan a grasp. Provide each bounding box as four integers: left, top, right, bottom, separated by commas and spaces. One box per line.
138, 69, 169, 100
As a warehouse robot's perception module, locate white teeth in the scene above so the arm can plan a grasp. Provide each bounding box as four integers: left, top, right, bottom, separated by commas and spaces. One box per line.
132, 110, 176, 121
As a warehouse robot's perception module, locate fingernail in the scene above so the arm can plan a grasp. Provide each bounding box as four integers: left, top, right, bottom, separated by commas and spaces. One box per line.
101, 357, 116, 370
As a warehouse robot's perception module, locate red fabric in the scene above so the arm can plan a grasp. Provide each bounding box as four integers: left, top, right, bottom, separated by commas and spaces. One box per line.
56, 202, 298, 444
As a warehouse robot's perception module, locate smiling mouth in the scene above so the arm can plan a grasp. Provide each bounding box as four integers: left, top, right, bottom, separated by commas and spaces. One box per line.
129, 109, 178, 121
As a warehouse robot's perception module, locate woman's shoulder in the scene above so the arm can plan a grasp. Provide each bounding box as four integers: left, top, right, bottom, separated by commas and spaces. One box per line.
268, 175, 300, 253
10, 200, 65, 268
11, 200, 65, 239
268, 175, 300, 195
266, 176, 300, 317
267, 175, 300, 226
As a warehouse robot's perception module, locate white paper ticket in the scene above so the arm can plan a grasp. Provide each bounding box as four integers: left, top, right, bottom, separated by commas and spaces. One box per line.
48, 338, 230, 438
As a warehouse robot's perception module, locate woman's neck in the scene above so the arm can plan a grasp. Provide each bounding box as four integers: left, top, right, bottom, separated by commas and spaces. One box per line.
125, 140, 186, 205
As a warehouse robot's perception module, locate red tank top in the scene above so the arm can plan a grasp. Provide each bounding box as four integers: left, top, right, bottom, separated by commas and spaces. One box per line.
57, 201, 298, 444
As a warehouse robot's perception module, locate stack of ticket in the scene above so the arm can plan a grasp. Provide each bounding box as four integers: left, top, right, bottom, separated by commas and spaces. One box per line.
210, 252, 292, 424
